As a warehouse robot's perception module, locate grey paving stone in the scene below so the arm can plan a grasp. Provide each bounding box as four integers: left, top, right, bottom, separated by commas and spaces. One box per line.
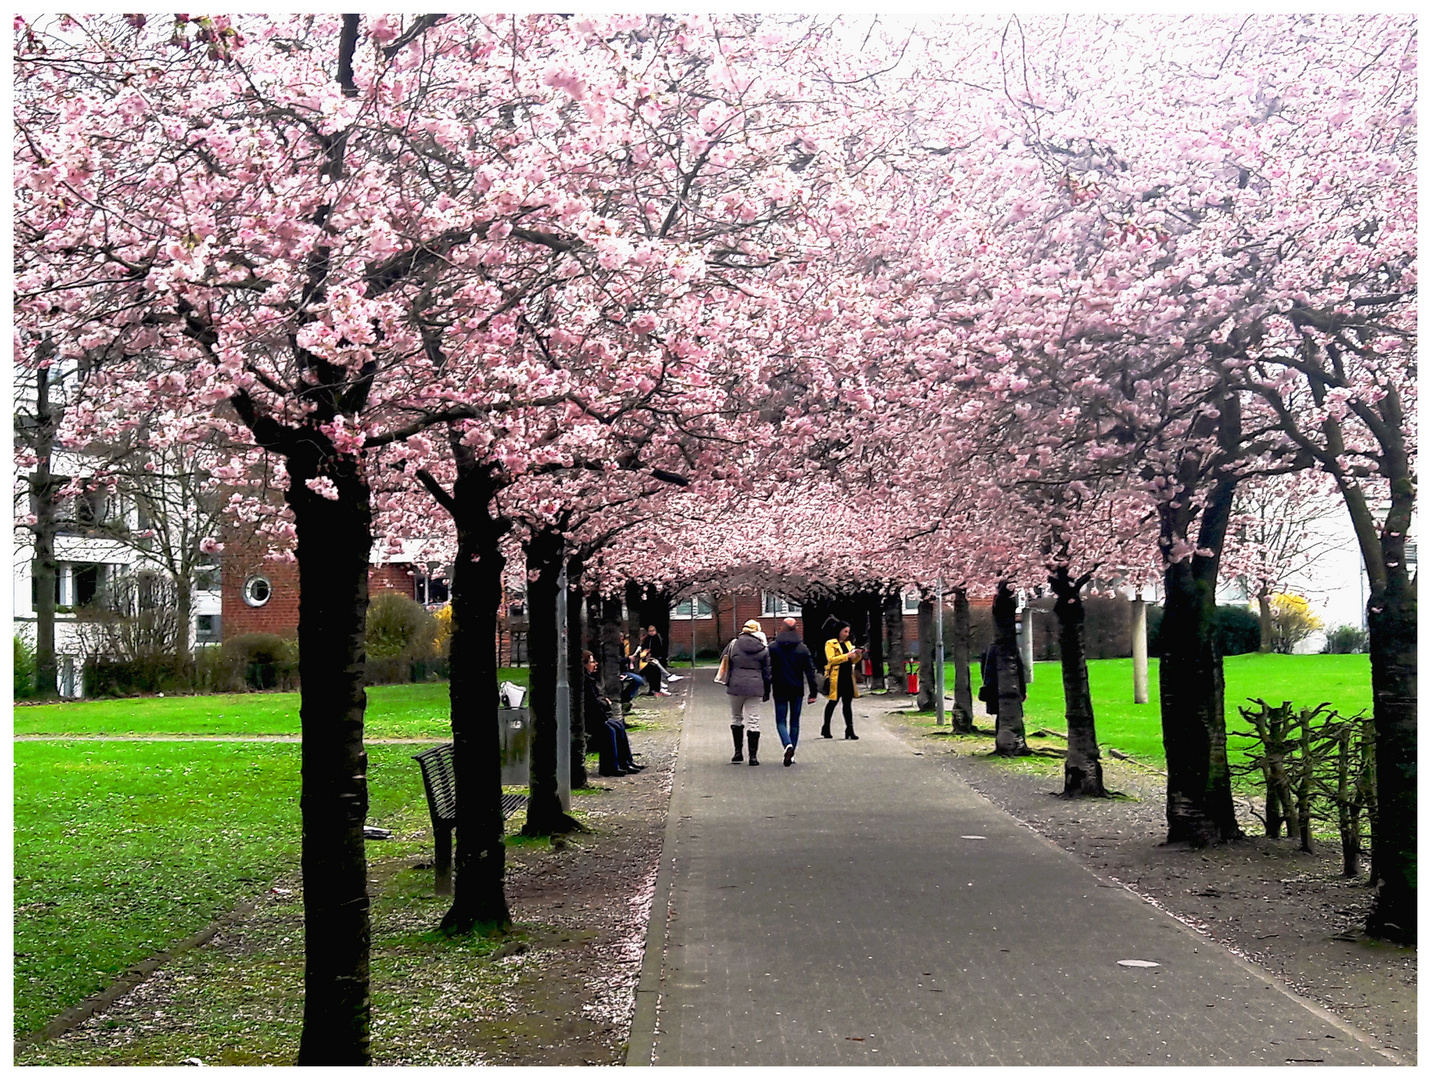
628, 680, 1399, 1066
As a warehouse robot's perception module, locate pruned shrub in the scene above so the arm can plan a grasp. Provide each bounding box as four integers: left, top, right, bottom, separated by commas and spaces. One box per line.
221, 632, 298, 691
367, 591, 437, 661
1322, 624, 1369, 655
1146, 603, 1261, 657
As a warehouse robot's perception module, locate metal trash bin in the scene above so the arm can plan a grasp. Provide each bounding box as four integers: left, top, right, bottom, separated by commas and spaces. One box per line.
499, 708, 531, 787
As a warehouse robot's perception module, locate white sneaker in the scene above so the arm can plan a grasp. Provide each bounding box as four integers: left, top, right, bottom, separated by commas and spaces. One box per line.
657, 689, 672, 696
667, 674, 683, 682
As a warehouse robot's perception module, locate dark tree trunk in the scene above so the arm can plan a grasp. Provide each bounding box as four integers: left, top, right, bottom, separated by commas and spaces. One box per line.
288, 447, 373, 1066
1159, 559, 1240, 845
566, 554, 589, 789
950, 587, 973, 732
802, 596, 831, 657
522, 527, 581, 836
599, 593, 625, 701
1157, 388, 1243, 847
991, 582, 1030, 756
916, 597, 936, 711
882, 592, 906, 693
1365, 546, 1417, 943
864, 592, 884, 689
1050, 567, 1107, 797
1257, 592, 1273, 653
625, 579, 644, 638
419, 461, 511, 936
29, 360, 60, 698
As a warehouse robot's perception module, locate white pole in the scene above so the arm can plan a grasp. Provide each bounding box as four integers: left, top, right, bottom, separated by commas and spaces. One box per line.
934, 576, 945, 726
1131, 591, 1149, 705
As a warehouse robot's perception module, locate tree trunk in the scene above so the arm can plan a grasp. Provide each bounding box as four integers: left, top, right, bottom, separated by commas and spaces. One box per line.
599, 593, 625, 701
802, 596, 831, 658
916, 597, 936, 711
1257, 591, 1273, 653
882, 592, 905, 693
1157, 387, 1243, 847
289, 450, 373, 1066
566, 554, 589, 789
1159, 558, 1241, 845
1365, 567, 1416, 943
991, 582, 1030, 756
522, 527, 581, 836
430, 464, 511, 936
950, 587, 973, 733
1051, 567, 1107, 797
174, 577, 194, 687
29, 361, 60, 698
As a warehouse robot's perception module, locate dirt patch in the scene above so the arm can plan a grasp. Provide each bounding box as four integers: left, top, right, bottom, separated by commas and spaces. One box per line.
881, 707, 1416, 1064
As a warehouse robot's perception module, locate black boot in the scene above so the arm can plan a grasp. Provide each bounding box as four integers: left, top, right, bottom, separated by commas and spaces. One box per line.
844, 725, 859, 740
730, 725, 744, 763
747, 731, 760, 766
820, 703, 834, 739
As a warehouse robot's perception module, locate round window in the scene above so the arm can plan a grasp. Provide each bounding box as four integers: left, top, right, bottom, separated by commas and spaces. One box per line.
243, 575, 272, 607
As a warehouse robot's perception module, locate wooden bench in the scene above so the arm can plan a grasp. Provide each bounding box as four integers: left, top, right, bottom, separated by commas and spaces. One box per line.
412, 744, 527, 895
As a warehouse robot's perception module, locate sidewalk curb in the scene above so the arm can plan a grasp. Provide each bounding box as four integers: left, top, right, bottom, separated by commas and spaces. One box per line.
625, 692, 692, 1066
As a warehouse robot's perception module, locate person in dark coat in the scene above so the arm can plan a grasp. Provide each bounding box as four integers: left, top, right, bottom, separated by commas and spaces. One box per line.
724, 619, 772, 765
768, 617, 820, 766
583, 651, 642, 776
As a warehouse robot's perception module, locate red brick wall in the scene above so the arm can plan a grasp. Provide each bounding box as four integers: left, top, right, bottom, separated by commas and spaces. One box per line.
222, 558, 418, 643
664, 590, 922, 658
222, 555, 301, 640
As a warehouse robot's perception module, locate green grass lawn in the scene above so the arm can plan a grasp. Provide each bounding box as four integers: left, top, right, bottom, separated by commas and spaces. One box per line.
12, 739, 430, 1036
932, 652, 1373, 767
13, 670, 532, 739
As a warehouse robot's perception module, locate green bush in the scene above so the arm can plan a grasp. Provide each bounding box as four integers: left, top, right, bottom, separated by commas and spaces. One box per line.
81, 656, 191, 698
14, 636, 35, 699
219, 633, 299, 691
366, 591, 437, 662
1322, 624, 1369, 654
1146, 603, 1261, 657
1213, 604, 1262, 655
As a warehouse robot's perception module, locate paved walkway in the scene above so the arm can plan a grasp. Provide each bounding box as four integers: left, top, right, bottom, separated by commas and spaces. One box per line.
627, 677, 1399, 1066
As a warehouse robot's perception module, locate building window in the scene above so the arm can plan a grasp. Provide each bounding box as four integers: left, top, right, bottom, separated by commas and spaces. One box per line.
196, 614, 220, 643
194, 561, 221, 591
902, 589, 921, 614
71, 563, 106, 607
243, 575, 272, 607
670, 595, 713, 620
416, 572, 449, 607
760, 591, 802, 617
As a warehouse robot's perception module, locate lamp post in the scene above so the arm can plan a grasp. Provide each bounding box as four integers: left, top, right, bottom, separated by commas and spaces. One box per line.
555, 559, 571, 811
934, 576, 945, 726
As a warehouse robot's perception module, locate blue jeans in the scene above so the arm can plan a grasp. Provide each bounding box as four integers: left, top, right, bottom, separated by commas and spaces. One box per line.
773, 695, 804, 749
621, 672, 645, 703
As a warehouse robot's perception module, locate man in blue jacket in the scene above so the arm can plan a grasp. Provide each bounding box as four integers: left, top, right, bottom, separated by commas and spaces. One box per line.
767, 617, 820, 766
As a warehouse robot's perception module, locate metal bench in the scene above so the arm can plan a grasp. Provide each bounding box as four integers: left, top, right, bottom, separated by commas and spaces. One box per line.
412, 744, 527, 895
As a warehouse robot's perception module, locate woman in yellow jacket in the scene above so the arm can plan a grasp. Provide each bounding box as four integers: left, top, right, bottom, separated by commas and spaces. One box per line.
819, 617, 864, 740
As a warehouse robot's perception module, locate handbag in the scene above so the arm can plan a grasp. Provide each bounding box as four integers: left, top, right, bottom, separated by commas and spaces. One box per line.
818, 673, 831, 696
714, 652, 730, 685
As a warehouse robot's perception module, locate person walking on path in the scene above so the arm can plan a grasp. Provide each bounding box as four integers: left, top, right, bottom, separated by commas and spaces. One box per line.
820, 616, 863, 740
768, 616, 820, 766
724, 619, 772, 765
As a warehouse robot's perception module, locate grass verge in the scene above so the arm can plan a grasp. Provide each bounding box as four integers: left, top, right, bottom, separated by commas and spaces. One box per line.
13, 740, 428, 1038
904, 652, 1373, 769
13, 671, 533, 738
